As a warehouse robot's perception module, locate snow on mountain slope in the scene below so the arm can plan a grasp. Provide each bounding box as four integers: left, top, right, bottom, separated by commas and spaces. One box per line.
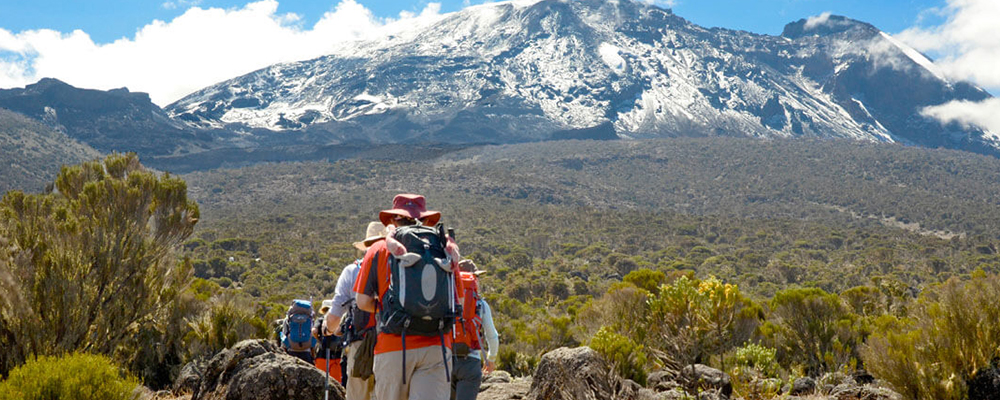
166, 0, 995, 154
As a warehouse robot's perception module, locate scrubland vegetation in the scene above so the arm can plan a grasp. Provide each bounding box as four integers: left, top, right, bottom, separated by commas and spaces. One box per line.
4, 138, 1000, 399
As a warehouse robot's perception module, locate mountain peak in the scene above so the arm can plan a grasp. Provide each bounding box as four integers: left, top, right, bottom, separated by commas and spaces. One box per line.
24, 77, 72, 92
781, 14, 880, 39
154, 3, 996, 160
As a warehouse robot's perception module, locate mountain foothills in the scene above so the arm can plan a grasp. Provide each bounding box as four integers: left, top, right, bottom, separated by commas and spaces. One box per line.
0, 108, 100, 192
177, 138, 1000, 399
0, 0, 996, 175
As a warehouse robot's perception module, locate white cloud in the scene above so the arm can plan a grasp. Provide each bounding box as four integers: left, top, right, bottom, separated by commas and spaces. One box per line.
162, 0, 203, 11
897, 0, 1000, 89
922, 98, 1000, 134
896, 0, 1000, 133
804, 12, 833, 30
0, 0, 445, 106
636, 0, 678, 8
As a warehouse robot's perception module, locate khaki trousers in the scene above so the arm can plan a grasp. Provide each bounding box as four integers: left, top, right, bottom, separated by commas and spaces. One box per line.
374, 346, 452, 400
346, 340, 375, 400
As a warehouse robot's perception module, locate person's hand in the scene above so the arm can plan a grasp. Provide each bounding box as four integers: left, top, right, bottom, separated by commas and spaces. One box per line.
321, 319, 338, 337
483, 360, 496, 374
321, 334, 340, 349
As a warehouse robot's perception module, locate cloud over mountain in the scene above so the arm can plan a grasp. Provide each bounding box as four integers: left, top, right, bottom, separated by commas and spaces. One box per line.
896, 0, 1000, 133
0, 0, 445, 106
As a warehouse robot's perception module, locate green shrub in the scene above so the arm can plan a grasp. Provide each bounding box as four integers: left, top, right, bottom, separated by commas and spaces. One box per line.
0, 352, 139, 400
762, 287, 860, 375
861, 272, 1000, 400
591, 326, 648, 385
646, 276, 760, 370
185, 294, 269, 357
623, 268, 666, 294
0, 153, 199, 377
734, 343, 778, 378
497, 348, 537, 377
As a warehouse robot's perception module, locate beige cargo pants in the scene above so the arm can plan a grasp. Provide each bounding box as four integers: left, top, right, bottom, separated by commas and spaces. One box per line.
345, 340, 375, 400
373, 346, 452, 400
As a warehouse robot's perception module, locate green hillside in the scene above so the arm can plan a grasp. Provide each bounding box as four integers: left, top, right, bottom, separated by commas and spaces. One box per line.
177, 137, 1000, 309
172, 138, 1000, 397
5, 140, 1000, 398
0, 108, 102, 192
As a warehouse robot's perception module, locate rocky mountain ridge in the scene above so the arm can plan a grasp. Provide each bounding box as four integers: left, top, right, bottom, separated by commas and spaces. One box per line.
0, 78, 219, 157
166, 0, 995, 154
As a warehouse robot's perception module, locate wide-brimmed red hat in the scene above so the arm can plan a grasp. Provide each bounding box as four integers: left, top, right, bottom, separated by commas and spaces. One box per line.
379, 194, 441, 226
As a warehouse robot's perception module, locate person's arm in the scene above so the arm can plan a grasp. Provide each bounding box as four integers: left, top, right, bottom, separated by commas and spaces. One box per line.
480, 299, 500, 372
356, 292, 376, 313
324, 313, 344, 336
323, 265, 359, 335
353, 246, 381, 313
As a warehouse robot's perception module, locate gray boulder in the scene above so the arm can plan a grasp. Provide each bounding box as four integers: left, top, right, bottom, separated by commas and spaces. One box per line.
791, 377, 816, 395
830, 383, 902, 400
483, 370, 513, 384
193, 339, 344, 400
819, 372, 854, 388
852, 369, 875, 386
968, 358, 1000, 400
647, 369, 679, 392
173, 359, 206, 395
677, 364, 732, 398
527, 346, 634, 400
479, 376, 532, 400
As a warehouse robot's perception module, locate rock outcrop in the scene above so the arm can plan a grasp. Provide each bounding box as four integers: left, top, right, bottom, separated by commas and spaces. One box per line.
677, 364, 732, 399
527, 346, 650, 400
479, 373, 532, 400
791, 376, 816, 396
647, 369, 679, 393
173, 359, 207, 395
968, 358, 1000, 400
191, 339, 344, 400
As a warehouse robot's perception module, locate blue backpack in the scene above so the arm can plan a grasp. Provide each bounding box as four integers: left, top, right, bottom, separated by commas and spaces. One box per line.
281, 299, 315, 352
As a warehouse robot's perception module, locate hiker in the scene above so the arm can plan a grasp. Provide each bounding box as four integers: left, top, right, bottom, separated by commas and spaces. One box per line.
281, 299, 317, 364
354, 194, 463, 400
314, 299, 344, 384
322, 221, 385, 400
451, 259, 500, 400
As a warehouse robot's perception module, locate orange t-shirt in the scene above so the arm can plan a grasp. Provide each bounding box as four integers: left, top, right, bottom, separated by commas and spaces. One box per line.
353, 240, 462, 354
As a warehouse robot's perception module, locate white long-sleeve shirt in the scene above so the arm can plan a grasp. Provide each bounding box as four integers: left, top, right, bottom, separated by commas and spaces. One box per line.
327, 261, 361, 319
471, 299, 500, 362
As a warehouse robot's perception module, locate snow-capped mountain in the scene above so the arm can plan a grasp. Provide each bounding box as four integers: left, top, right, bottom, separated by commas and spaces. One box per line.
168, 0, 994, 153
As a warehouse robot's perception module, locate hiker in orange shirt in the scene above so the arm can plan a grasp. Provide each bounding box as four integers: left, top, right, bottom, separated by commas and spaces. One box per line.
354, 194, 463, 400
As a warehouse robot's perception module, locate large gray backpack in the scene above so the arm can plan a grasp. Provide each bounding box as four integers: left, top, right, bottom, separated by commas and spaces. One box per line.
377, 223, 457, 383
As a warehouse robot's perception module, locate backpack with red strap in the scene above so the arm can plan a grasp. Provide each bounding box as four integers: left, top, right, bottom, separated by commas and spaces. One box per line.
454, 271, 484, 357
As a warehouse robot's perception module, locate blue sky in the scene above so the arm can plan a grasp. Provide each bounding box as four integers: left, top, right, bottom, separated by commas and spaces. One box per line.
0, 0, 947, 44
1, 0, 998, 132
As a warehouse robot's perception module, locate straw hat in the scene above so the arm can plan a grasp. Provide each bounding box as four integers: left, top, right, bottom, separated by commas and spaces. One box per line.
458, 259, 486, 275
353, 221, 386, 251
320, 299, 333, 314
378, 194, 441, 226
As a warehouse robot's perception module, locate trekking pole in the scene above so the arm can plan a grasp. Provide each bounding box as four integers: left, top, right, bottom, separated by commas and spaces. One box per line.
324, 338, 331, 400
